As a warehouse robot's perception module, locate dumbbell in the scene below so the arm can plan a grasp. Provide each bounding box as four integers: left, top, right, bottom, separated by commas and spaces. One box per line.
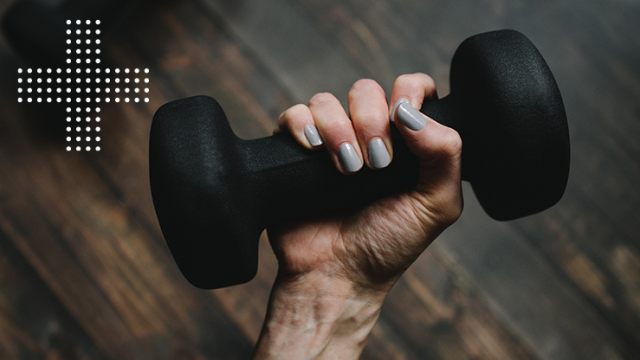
149, 29, 570, 289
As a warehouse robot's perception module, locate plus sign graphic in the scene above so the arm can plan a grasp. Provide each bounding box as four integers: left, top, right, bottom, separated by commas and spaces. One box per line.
16, 19, 150, 152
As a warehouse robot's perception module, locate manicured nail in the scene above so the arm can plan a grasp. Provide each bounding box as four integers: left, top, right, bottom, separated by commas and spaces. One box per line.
390, 98, 410, 123
339, 143, 362, 173
397, 102, 427, 131
304, 124, 323, 146
368, 138, 390, 169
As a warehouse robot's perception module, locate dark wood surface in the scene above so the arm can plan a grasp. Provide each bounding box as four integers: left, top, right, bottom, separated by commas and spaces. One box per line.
1, 0, 639, 359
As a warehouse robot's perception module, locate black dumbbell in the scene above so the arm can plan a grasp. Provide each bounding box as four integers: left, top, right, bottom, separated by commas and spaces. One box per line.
149, 29, 570, 289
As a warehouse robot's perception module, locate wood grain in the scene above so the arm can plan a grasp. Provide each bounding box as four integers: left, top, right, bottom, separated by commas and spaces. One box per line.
1, 0, 639, 359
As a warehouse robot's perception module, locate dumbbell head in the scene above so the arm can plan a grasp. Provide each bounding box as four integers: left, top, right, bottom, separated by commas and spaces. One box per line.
149, 29, 570, 289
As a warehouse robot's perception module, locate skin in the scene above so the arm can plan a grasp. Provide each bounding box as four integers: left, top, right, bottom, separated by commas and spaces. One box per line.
252, 73, 463, 360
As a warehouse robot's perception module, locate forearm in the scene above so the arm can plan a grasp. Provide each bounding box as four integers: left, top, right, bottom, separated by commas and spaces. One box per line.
251, 270, 388, 360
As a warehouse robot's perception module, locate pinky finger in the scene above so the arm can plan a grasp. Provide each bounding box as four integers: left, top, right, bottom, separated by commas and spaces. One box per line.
274, 104, 324, 149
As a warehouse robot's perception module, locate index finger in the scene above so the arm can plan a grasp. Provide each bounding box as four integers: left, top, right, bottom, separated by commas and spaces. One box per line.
389, 73, 438, 121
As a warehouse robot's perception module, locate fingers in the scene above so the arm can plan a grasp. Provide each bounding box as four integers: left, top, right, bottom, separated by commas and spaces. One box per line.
308, 93, 363, 174
349, 79, 392, 170
389, 73, 438, 119
275, 104, 323, 149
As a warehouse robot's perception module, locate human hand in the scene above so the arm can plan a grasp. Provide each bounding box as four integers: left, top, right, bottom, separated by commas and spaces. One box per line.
252, 73, 463, 359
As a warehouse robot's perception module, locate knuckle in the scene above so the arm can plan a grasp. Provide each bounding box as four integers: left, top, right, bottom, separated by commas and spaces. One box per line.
309, 92, 337, 107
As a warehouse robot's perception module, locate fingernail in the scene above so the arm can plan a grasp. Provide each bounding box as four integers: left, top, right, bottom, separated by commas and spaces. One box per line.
368, 138, 391, 169
304, 124, 323, 146
390, 98, 410, 123
339, 143, 362, 173
397, 102, 427, 131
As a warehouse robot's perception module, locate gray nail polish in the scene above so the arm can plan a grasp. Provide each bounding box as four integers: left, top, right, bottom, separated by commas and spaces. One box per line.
339, 143, 362, 173
390, 98, 410, 123
397, 102, 427, 131
368, 138, 391, 169
304, 124, 323, 146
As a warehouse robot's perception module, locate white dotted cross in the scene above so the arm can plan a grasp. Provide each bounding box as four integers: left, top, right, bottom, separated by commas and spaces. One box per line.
16, 19, 150, 152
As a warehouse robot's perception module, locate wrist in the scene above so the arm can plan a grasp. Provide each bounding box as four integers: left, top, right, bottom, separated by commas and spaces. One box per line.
252, 270, 387, 360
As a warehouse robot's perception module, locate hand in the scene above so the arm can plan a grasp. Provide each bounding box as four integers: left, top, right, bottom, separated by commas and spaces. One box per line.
252, 74, 463, 360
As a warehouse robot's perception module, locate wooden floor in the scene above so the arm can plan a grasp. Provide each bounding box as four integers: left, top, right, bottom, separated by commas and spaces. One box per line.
1, 0, 639, 359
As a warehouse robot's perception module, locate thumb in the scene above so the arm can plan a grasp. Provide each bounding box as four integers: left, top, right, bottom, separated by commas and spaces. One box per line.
392, 98, 463, 221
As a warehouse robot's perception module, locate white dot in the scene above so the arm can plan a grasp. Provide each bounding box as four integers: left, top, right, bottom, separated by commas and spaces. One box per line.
76, 117, 81, 122
18, 88, 22, 93
28, 98, 32, 103
125, 78, 130, 83
145, 98, 149, 103
47, 88, 52, 93
86, 117, 91, 122
134, 78, 139, 83
67, 69, 71, 73
66, 20, 71, 25
96, 59, 101, 64
67, 39, 71, 44
28, 88, 32, 93
86, 97, 91, 102
18, 98, 22, 103
47, 78, 52, 83
145, 68, 149, 73
47, 69, 52, 74
96, 117, 100, 122
57, 98, 61, 102
86, 107, 91, 112
106, 98, 110, 103
37, 68, 42, 73
57, 79, 61, 83
57, 69, 62, 74
96, 29, 101, 35
66, 146, 71, 151
76, 127, 81, 132
27, 69, 32, 73
76, 107, 81, 112
86, 127, 91, 132
37, 78, 42, 83
86, 39, 91, 44
66, 127, 71, 131
76, 146, 81, 151
86, 29, 91, 35
47, 98, 51, 102
96, 98, 101, 102
76, 68, 81, 73
76, 78, 81, 83
66, 79, 71, 84
145, 78, 149, 83
125, 88, 129, 93
76, 29, 81, 35
96, 88, 101, 93
115, 69, 120, 74
86, 78, 91, 83
86, 20, 91, 25
96, 39, 101, 45
96, 137, 101, 141
115, 98, 120, 102
96, 20, 101, 25
86, 88, 91, 93
106, 69, 110, 74
66, 107, 71, 112
76, 136, 81, 141
96, 146, 101, 151
18, 68, 23, 74
66, 117, 71, 122
106, 88, 110, 93
96, 127, 101, 132
76, 20, 81, 25
86, 59, 91, 64
37, 98, 42, 102
115, 78, 120, 83
115, 88, 120, 93
37, 88, 42, 93
76, 39, 81, 44
96, 107, 100, 112
125, 98, 129, 102
134, 88, 139, 93
134, 98, 139, 103
86, 137, 91, 141
125, 68, 130, 74
18, 78, 22, 83
76, 59, 81, 64
66, 137, 71, 141
105, 79, 110, 84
